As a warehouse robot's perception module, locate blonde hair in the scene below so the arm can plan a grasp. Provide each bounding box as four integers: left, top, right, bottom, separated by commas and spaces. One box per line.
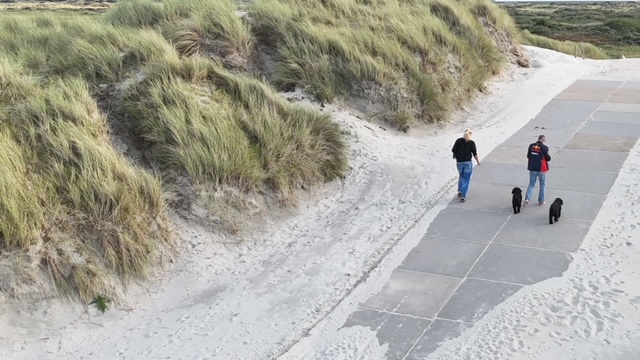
463, 129, 473, 141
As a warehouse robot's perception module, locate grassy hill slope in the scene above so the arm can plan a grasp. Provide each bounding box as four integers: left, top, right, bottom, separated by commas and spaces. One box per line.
0, 0, 526, 305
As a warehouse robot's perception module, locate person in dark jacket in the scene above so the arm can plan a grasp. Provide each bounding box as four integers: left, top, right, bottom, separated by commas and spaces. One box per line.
525, 134, 551, 206
452, 129, 480, 202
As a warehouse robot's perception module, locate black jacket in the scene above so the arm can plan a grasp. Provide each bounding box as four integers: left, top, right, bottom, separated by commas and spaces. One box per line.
452, 138, 477, 162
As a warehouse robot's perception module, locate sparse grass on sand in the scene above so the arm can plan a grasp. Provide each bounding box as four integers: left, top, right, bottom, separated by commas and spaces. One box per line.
0, 0, 524, 303
518, 30, 609, 60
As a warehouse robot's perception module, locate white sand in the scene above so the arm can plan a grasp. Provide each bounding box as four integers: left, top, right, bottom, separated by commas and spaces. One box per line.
1, 47, 638, 360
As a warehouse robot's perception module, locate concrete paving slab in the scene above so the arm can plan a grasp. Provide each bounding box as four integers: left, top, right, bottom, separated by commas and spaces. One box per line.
483, 143, 562, 165
608, 94, 640, 104
497, 124, 546, 145
622, 81, 640, 90
343, 309, 431, 360
469, 244, 572, 285
426, 207, 509, 243
578, 120, 640, 138
437, 278, 521, 322
613, 88, 640, 98
501, 124, 579, 148
547, 166, 619, 195
493, 214, 591, 252
570, 79, 624, 88
546, 190, 605, 221
565, 133, 638, 152
598, 102, 640, 113
472, 162, 530, 188
553, 148, 629, 172
483, 144, 529, 165
404, 319, 473, 359
514, 189, 606, 221
562, 85, 616, 94
361, 269, 460, 318
591, 111, 640, 124
554, 91, 610, 102
399, 236, 487, 278
449, 183, 518, 214
533, 99, 601, 122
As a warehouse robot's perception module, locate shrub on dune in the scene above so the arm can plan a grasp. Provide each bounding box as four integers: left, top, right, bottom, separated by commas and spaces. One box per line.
122, 56, 347, 200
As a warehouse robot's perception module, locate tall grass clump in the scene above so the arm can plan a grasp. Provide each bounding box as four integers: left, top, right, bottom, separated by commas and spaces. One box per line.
103, 0, 347, 199
104, 0, 165, 28
0, 58, 171, 303
250, 0, 519, 127
518, 30, 609, 59
107, 0, 252, 67
122, 56, 347, 200
0, 13, 175, 82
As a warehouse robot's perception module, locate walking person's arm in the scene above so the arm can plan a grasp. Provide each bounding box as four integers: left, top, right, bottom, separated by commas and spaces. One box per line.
452, 138, 461, 160
471, 141, 480, 165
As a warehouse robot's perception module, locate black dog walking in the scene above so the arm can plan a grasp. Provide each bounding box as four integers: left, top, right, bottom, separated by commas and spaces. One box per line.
511, 187, 522, 214
549, 198, 563, 224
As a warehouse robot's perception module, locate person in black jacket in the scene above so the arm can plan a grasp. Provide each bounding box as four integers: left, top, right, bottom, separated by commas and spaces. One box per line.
451, 129, 480, 202
525, 134, 551, 206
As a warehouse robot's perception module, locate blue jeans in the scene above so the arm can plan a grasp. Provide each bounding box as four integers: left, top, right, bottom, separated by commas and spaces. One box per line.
526, 171, 546, 204
456, 161, 473, 198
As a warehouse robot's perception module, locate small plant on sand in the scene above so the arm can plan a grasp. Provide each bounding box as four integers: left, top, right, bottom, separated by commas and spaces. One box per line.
90, 295, 112, 314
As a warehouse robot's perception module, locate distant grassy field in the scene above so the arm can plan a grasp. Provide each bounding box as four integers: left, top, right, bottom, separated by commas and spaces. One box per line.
501, 2, 640, 58
0, 1, 113, 16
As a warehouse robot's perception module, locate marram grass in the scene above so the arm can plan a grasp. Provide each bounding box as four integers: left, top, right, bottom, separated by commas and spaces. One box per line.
0, 0, 348, 302
0, 58, 171, 304
250, 0, 517, 126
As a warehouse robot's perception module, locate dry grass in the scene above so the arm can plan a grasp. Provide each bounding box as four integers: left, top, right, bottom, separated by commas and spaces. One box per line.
0, 58, 171, 303
0, 0, 348, 303
518, 30, 609, 60
0, 1, 113, 16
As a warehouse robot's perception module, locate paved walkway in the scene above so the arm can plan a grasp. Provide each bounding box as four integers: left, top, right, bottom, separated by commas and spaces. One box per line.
341, 78, 640, 359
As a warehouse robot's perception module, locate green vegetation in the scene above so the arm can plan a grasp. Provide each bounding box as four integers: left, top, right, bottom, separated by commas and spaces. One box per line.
0, 0, 523, 304
518, 30, 608, 60
91, 295, 112, 313
501, 2, 640, 58
0, 58, 171, 304
250, 0, 521, 128
0, 0, 347, 304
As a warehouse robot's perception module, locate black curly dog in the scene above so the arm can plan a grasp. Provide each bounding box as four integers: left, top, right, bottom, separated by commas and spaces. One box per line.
549, 198, 563, 224
511, 187, 522, 214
